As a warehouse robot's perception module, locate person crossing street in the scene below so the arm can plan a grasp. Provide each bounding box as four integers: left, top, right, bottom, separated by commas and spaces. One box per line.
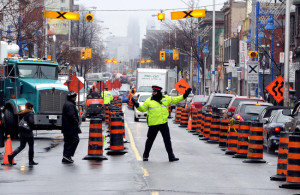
132, 85, 192, 162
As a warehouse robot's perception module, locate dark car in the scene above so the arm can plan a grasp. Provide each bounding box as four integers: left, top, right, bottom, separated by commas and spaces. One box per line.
119, 90, 129, 103
282, 101, 300, 133
202, 93, 235, 116
258, 106, 291, 123
233, 101, 273, 122
263, 110, 292, 153
187, 95, 208, 115
223, 96, 265, 119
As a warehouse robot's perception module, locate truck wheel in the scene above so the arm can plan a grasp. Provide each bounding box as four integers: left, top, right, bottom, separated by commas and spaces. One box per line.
4, 108, 18, 139
134, 115, 139, 122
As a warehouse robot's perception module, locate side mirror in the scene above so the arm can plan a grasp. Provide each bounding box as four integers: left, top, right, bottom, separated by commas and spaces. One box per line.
261, 118, 268, 124
282, 109, 292, 116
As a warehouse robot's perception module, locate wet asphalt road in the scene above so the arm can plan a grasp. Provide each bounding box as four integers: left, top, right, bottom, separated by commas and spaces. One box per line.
0, 104, 298, 194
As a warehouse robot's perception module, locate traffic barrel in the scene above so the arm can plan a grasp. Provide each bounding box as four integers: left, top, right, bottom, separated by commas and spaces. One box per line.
117, 98, 122, 110
243, 122, 266, 163
168, 105, 172, 118
199, 111, 205, 138
233, 121, 250, 158
280, 134, 300, 189
179, 108, 189, 127
207, 114, 220, 143
194, 110, 201, 136
174, 105, 182, 124
270, 131, 289, 181
225, 120, 239, 155
188, 110, 197, 133
219, 119, 229, 149
119, 112, 129, 143
200, 113, 210, 141
83, 118, 108, 160
105, 105, 109, 123
106, 114, 127, 155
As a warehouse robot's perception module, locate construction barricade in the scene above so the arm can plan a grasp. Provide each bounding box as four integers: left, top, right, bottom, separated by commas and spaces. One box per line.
243, 122, 266, 163
233, 121, 250, 158
280, 134, 300, 189
194, 110, 201, 136
200, 113, 210, 140
270, 131, 289, 181
179, 107, 189, 127
190, 110, 198, 133
106, 114, 127, 155
225, 120, 239, 155
174, 105, 182, 124
83, 118, 107, 160
219, 119, 229, 149
207, 114, 220, 143
199, 111, 205, 138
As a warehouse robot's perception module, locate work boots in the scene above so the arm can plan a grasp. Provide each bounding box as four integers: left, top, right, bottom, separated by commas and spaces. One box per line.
29, 152, 38, 165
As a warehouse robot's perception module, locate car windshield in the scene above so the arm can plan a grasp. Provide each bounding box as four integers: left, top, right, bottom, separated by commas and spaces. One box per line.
137, 86, 153, 92
232, 99, 263, 107
211, 96, 232, 107
241, 105, 269, 115
18, 64, 58, 80
193, 96, 208, 102
139, 95, 151, 102
276, 113, 293, 123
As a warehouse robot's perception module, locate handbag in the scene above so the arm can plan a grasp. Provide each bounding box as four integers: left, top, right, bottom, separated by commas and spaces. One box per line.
18, 118, 31, 131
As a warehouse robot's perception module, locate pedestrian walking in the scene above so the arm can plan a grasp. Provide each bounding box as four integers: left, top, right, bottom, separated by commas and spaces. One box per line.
8, 102, 38, 165
132, 85, 192, 162
264, 89, 271, 103
62, 91, 81, 163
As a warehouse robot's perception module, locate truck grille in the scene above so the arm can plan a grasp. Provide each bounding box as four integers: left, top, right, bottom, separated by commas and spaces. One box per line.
39, 89, 68, 114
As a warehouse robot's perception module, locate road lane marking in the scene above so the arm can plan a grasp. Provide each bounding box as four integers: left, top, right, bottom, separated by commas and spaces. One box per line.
141, 167, 149, 176
125, 121, 142, 161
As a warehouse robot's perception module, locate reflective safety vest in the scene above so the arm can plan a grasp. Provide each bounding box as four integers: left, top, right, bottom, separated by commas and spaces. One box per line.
101, 91, 113, 104
137, 95, 184, 126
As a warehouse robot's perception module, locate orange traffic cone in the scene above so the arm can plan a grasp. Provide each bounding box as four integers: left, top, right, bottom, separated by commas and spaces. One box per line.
187, 116, 192, 131
2, 135, 15, 165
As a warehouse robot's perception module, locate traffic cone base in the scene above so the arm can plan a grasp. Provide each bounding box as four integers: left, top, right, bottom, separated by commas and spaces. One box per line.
280, 182, 300, 189
206, 140, 218, 144
225, 150, 236, 155
83, 155, 108, 161
232, 153, 247, 158
270, 174, 286, 181
243, 158, 266, 163
2, 135, 16, 165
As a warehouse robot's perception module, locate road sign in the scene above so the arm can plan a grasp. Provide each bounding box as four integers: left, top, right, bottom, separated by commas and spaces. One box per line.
44, 10, 79, 21
279, 52, 284, 63
174, 78, 191, 95
248, 61, 259, 75
165, 49, 173, 53
266, 75, 285, 103
223, 62, 230, 66
171, 9, 206, 20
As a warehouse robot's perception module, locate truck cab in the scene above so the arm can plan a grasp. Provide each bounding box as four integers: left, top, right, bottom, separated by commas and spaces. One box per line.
1, 57, 69, 137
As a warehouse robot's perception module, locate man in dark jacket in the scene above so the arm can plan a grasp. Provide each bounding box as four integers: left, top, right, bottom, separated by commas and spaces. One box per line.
62, 91, 81, 163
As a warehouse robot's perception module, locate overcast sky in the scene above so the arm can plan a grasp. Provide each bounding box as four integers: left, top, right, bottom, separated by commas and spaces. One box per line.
76, 0, 228, 38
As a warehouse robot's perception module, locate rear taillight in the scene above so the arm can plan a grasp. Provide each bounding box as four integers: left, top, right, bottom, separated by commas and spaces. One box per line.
228, 106, 235, 113
126, 94, 129, 97
236, 114, 244, 121
274, 127, 282, 132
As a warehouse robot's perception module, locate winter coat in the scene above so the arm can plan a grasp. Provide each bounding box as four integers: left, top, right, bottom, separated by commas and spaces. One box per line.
62, 99, 81, 134
137, 95, 184, 126
18, 109, 34, 138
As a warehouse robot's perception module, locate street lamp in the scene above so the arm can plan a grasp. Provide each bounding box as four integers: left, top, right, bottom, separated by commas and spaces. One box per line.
265, 17, 276, 82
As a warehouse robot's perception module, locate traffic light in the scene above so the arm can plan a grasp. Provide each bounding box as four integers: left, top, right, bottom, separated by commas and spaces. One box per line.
86, 14, 93, 21
85, 48, 92, 59
173, 49, 179, 60
80, 50, 86, 60
157, 13, 165, 21
160, 51, 166, 61
249, 51, 258, 58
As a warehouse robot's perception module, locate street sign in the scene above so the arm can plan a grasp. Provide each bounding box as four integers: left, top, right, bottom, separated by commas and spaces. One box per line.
279, 52, 284, 63
248, 61, 259, 75
44, 10, 79, 21
223, 62, 230, 66
239, 41, 247, 66
174, 78, 191, 95
229, 60, 235, 67
290, 63, 295, 82
266, 75, 285, 103
165, 49, 173, 53
171, 9, 206, 20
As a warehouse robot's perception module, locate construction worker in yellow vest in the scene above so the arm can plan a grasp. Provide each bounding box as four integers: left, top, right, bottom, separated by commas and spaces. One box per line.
131, 85, 192, 162
101, 87, 113, 104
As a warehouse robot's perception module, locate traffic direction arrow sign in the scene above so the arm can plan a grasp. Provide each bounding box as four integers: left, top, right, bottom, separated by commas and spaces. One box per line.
171, 9, 206, 20
44, 10, 79, 20
174, 78, 190, 95
266, 75, 285, 103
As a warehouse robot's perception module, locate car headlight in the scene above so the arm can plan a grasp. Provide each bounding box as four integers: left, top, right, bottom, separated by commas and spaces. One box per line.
19, 105, 26, 111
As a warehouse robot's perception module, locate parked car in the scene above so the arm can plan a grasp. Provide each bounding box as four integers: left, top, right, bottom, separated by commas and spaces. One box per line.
263, 109, 292, 153
232, 101, 273, 122
282, 102, 300, 133
186, 95, 208, 116
119, 90, 129, 103
258, 106, 291, 123
134, 93, 152, 122
109, 90, 120, 101
223, 96, 265, 119
202, 93, 235, 116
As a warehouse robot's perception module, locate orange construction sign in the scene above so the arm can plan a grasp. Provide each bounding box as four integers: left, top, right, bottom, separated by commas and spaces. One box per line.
265, 76, 285, 103
174, 78, 191, 95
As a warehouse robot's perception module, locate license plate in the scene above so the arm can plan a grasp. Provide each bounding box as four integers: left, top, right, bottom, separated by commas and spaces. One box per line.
49, 115, 57, 120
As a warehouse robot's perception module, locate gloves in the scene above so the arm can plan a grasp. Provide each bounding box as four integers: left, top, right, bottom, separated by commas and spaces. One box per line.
131, 98, 139, 108
183, 88, 192, 99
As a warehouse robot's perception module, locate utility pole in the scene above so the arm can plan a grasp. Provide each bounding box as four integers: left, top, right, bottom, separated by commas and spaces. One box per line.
284, 0, 291, 106
249, 0, 257, 97
212, 0, 216, 93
